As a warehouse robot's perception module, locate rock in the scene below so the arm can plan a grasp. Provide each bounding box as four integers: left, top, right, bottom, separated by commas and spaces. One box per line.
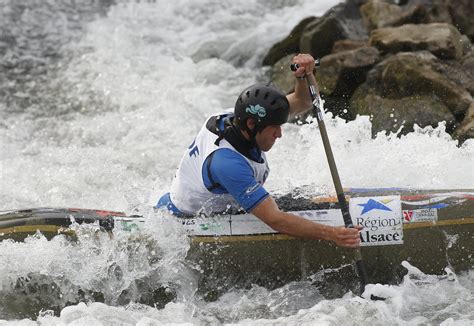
446, 0, 474, 41
369, 23, 464, 59
316, 47, 381, 119
350, 51, 472, 135
271, 54, 297, 95
270, 47, 380, 121
406, 0, 452, 24
461, 50, 474, 95
453, 102, 474, 143
360, 0, 425, 31
332, 39, 367, 53
300, 2, 368, 59
407, 0, 473, 40
360, 0, 402, 32
378, 52, 471, 115
432, 56, 473, 98
262, 17, 316, 67
318, 46, 381, 96
352, 93, 456, 136
265, 0, 474, 140
459, 35, 472, 56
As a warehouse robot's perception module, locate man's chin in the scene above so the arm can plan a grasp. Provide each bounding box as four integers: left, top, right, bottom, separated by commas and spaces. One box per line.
261, 143, 275, 152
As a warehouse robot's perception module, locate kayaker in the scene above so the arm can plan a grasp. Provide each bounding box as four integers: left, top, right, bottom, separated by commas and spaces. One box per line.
157, 53, 362, 248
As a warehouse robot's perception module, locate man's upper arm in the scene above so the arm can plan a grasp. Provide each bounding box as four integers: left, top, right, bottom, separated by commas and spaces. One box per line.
207, 148, 269, 212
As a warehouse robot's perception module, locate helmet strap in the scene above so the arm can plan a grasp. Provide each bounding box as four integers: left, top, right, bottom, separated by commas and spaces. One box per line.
246, 124, 261, 149
237, 118, 261, 149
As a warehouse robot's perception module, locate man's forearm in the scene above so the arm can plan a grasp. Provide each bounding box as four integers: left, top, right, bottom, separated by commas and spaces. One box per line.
265, 210, 335, 241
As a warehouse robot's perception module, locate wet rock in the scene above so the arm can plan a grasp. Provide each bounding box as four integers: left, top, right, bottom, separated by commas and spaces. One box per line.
316, 46, 380, 119
369, 23, 464, 60
461, 50, 474, 95
350, 51, 472, 135
267, 0, 474, 140
300, 2, 368, 59
271, 54, 297, 95
318, 46, 381, 97
351, 92, 455, 136
453, 102, 474, 142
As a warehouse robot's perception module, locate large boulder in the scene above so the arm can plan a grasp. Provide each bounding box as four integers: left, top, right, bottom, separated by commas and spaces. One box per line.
271, 54, 297, 95
317, 46, 380, 119
445, 0, 474, 41
331, 39, 367, 53
350, 51, 472, 135
461, 50, 474, 95
453, 102, 474, 142
300, 2, 368, 59
406, 0, 452, 24
369, 23, 464, 59
270, 47, 380, 121
262, 17, 316, 67
408, 0, 474, 40
318, 46, 380, 96
360, 0, 426, 31
352, 93, 455, 136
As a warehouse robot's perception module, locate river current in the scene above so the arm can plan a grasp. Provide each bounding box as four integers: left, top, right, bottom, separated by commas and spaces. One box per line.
1, 0, 473, 324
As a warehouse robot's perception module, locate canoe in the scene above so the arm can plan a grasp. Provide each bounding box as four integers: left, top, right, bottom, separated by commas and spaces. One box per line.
1, 188, 473, 298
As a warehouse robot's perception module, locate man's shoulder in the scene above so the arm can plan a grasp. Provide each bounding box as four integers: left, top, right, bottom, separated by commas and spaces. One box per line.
213, 147, 246, 163
210, 148, 252, 173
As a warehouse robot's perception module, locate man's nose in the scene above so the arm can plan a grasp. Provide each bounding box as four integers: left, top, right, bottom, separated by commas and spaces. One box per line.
276, 126, 282, 138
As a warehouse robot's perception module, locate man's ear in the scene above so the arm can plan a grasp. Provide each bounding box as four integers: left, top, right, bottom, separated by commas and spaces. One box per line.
246, 118, 256, 131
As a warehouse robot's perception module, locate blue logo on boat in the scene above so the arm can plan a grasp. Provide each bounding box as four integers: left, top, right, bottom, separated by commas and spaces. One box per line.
358, 199, 392, 215
246, 104, 267, 117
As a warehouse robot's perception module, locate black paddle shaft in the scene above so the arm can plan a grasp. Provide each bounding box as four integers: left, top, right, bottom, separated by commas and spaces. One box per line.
290, 60, 373, 296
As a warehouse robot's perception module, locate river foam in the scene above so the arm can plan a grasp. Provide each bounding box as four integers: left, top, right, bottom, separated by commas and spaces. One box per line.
1, 0, 473, 324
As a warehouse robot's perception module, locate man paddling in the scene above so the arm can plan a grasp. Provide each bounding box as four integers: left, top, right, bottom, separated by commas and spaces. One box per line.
157, 53, 361, 248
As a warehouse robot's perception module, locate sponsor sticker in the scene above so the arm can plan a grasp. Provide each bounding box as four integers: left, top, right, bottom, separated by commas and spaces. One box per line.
293, 209, 344, 226
403, 208, 438, 223
350, 196, 403, 246
183, 217, 230, 235
245, 183, 261, 195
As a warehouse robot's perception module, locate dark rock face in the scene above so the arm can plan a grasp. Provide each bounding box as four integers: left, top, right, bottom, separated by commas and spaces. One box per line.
262, 17, 316, 67
318, 46, 381, 97
264, 0, 473, 142
299, 2, 368, 59
446, 0, 474, 41
350, 51, 471, 135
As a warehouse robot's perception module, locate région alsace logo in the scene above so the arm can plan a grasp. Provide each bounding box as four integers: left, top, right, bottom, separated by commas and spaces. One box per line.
349, 196, 403, 246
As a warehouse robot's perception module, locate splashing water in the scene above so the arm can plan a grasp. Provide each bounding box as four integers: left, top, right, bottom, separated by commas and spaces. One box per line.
1, 0, 473, 324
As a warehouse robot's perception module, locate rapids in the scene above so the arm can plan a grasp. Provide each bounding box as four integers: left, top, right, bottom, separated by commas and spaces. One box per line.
1, 0, 473, 324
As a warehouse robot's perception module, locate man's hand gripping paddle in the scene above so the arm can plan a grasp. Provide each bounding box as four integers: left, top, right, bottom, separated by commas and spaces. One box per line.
290, 60, 385, 301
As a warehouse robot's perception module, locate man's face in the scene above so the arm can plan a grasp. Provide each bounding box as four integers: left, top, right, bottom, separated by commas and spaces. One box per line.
255, 125, 282, 152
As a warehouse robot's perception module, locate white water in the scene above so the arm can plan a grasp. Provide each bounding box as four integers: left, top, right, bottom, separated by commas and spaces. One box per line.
1, 0, 473, 324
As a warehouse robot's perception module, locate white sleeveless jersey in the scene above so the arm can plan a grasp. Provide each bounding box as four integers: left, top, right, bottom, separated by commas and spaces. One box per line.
170, 111, 269, 216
